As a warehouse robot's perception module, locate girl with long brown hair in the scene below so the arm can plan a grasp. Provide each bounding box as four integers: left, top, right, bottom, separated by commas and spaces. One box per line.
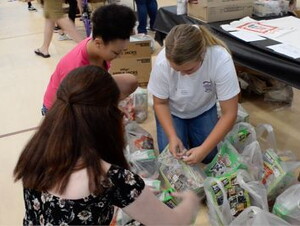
14, 65, 200, 225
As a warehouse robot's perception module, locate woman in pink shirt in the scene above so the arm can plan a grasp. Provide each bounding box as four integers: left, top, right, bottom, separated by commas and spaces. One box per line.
42, 4, 138, 115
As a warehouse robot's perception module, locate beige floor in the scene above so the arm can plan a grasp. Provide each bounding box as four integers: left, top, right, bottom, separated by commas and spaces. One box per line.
0, 0, 299, 225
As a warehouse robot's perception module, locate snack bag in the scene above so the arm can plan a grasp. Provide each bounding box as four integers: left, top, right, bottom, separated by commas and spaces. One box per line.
272, 184, 300, 225
143, 178, 161, 192
205, 141, 248, 177
125, 122, 158, 179
210, 172, 251, 217
261, 149, 297, 201
133, 87, 148, 123
159, 188, 177, 208
119, 95, 135, 123
126, 122, 154, 152
226, 122, 257, 154
158, 146, 206, 198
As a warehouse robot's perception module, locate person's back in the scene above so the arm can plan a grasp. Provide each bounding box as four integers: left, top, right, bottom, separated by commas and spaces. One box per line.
15, 66, 200, 225
23, 163, 145, 225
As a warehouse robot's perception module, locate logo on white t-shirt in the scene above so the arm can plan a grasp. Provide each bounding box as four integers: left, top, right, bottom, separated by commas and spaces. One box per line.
203, 80, 213, 93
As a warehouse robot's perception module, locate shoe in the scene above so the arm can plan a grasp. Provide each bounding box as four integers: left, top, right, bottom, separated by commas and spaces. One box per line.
28, 6, 37, 11
34, 49, 50, 58
58, 33, 72, 41
53, 26, 60, 33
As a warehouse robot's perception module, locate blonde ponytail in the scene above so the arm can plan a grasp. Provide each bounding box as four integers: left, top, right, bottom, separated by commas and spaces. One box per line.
198, 25, 230, 53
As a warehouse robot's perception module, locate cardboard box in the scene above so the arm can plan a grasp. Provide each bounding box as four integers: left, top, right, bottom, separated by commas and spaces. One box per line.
253, 0, 289, 17
188, 1, 253, 23
109, 39, 152, 87
119, 40, 152, 58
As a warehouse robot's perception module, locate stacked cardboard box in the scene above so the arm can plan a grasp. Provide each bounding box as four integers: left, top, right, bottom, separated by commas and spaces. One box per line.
187, 0, 253, 23
109, 40, 152, 87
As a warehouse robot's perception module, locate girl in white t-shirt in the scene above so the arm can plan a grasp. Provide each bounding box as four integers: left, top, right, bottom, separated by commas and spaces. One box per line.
147, 24, 240, 165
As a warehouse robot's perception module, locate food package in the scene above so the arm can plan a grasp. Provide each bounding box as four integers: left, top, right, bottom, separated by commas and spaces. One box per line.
159, 188, 177, 208
205, 141, 248, 177
125, 122, 158, 179
210, 172, 251, 217
119, 95, 135, 123
261, 149, 297, 201
143, 178, 161, 192
133, 87, 148, 123
158, 146, 206, 197
226, 122, 256, 154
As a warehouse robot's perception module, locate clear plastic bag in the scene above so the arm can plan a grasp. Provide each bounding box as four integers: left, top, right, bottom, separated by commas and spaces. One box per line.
261, 149, 299, 201
204, 169, 269, 226
230, 206, 290, 226
240, 141, 264, 181
125, 122, 158, 179
133, 87, 148, 123
119, 95, 135, 123
255, 123, 278, 152
204, 141, 248, 177
273, 184, 300, 225
158, 146, 206, 197
204, 177, 234, 226
237, 170, 268, 211
226, 122, 257, 154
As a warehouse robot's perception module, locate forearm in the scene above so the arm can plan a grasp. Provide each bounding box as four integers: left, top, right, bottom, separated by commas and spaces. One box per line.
173, 198, 200, 225
199, 111, 237, 155
154, 103, 177, 139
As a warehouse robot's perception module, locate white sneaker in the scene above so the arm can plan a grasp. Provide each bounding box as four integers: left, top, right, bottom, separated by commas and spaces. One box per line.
58, 34, 72, 41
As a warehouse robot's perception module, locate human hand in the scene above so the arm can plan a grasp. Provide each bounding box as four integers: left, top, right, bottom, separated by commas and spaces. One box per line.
171, 190, 200, 208
182, 146, 207, 165
169, 136, 186, 159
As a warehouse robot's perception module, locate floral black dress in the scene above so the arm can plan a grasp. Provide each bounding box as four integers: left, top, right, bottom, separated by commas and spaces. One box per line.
23, 165, 145, 225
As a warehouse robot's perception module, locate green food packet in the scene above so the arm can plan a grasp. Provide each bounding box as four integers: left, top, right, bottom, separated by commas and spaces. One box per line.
261, 149, 295, 200
159, 188, 177, 208
205, 142, 247, 177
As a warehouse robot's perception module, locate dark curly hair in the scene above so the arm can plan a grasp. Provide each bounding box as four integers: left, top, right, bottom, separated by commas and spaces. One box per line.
92, 4, 136, 44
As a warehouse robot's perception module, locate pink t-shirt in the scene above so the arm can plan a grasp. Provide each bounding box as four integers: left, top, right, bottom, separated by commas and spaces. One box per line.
43, 38, 110, 109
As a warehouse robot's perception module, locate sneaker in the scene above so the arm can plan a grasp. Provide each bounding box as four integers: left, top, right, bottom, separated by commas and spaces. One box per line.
58, 33, 72, 41
28, 6, 37, 11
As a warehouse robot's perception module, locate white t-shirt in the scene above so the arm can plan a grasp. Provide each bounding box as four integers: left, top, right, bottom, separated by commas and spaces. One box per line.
147, 45, 240, 119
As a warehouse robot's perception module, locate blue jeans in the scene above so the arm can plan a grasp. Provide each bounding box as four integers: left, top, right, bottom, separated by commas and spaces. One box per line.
156, 105, 218, 164
135, 0, 158, 34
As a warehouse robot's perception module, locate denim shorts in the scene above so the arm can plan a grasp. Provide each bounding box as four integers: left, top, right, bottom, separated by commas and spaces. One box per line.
155, 105, 218, 164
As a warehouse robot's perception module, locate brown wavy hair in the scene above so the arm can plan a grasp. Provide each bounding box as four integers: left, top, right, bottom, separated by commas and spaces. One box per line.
14, 65, 129, 194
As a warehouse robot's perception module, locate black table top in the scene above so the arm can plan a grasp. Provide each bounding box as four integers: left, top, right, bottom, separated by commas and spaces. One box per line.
153, 6, 300, 89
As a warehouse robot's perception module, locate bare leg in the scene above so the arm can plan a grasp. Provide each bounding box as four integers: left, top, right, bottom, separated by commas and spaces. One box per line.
77, 0, 83, 15
57, 17, 84, 43
37, 19, 55, 55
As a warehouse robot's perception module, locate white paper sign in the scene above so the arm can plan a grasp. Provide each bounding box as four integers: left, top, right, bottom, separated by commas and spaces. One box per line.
267, 43, 300, 59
